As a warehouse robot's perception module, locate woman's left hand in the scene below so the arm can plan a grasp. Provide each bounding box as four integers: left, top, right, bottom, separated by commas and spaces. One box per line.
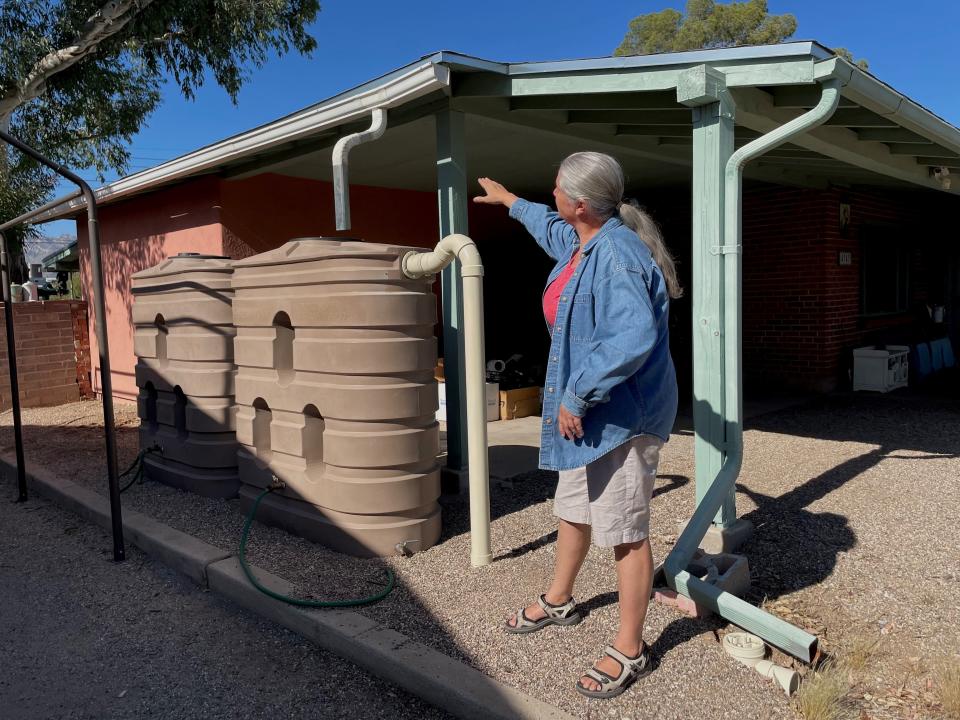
557, 406, 584, 441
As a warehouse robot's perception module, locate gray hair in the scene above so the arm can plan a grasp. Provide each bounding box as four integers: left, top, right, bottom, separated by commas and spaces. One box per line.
558, 152, 682, 299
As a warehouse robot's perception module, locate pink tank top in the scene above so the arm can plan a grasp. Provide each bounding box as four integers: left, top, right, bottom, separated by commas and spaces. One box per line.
543, 250, 580, 328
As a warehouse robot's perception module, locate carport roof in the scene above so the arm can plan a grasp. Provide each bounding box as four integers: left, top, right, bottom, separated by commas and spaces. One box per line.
34, 40, 960, 222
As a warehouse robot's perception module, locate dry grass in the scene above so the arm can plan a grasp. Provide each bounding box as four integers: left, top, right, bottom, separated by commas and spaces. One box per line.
936, 656, 960, 719
795, 660, 850, 720
841, 634, 881, 674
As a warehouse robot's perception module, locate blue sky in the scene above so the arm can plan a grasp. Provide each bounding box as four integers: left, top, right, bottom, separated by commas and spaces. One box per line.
42, 0, 960, 236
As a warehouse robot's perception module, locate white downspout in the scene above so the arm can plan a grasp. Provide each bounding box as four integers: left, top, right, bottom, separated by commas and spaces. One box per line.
332, 108, 387, 231
403, 234, 491, 567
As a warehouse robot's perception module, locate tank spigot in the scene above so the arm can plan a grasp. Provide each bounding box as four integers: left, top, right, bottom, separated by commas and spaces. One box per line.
269, 474, 285, 491
395, 539, 421, 557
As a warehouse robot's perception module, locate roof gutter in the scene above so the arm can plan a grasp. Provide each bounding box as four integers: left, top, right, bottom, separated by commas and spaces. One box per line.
29, 62, 451, 225
816, 57, 960, 159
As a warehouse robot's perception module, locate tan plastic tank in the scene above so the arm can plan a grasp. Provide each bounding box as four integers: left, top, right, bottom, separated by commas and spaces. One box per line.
230, 237, 440, 557
132, 253, 239, 498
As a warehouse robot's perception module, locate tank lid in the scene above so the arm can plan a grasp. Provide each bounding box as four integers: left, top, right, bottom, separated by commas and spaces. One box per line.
171, 252, 230, 259
132, 252, 234, 281
232, 237, 424, 269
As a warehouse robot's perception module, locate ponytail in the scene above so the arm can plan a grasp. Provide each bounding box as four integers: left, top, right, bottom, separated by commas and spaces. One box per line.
618, 202, 683, 299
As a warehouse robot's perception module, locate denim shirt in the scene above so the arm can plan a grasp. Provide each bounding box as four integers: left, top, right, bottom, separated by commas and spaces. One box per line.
508, 199, 678, 471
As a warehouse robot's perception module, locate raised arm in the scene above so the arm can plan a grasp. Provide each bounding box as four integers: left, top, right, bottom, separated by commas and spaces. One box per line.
473, 177, 576, 260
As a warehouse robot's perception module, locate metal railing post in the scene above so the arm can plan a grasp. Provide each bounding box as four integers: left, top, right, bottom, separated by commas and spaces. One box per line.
0, 129, 124, 561
0, 231, 27, 502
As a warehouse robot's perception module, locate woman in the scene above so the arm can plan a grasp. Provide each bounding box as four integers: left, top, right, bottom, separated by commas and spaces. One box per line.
473, 152, 680, 699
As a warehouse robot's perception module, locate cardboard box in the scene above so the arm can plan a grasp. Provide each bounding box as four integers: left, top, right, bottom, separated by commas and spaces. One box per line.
499, 386, 542, 421
437, 381, 499, 422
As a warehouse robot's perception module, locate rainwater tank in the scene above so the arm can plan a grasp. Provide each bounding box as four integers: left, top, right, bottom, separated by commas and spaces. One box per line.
230, 237, 440, 557
132, 253, 239, 497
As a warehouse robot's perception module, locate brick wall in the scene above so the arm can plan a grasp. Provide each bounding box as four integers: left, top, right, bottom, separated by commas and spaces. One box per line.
71, 302, 93, 399
0, 300, 92, 409
742, 184, 957, 393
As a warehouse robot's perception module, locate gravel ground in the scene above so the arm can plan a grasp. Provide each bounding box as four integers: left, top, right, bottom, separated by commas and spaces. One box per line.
2, 389, 958, 719
0, 476, 453, 720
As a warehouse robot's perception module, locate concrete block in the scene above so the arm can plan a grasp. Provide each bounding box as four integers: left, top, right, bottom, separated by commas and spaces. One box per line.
652, 549, 751, 619
653, 588, 711, 619
678, 517, 754, 554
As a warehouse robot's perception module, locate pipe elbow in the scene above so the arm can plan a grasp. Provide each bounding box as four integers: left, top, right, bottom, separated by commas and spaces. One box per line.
402, 234, 484, 279
438, 233, 484, 278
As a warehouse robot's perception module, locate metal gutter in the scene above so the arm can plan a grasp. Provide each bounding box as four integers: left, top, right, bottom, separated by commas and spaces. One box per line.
29, 63, 451, 224
665, 77, 843, 663
817, 57, 960, 156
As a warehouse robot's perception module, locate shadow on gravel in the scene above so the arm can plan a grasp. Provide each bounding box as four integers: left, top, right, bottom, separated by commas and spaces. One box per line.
441, 468, 690, 560
738, 388, 960, 602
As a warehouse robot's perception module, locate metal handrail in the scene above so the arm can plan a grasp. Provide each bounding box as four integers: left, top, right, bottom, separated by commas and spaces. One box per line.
0, 129, 125, 562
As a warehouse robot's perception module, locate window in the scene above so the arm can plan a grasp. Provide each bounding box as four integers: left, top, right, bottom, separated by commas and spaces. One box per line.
861, 230, 910, 315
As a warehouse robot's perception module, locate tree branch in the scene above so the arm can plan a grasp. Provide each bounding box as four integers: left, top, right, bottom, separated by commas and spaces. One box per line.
0, 0, 157, 123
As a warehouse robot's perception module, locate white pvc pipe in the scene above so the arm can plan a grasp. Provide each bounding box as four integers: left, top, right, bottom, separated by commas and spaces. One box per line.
403, 234, 491, 567
332, 108, 388, 230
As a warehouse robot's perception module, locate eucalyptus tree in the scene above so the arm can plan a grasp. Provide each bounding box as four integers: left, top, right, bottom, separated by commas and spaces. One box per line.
0, 0, 320, 277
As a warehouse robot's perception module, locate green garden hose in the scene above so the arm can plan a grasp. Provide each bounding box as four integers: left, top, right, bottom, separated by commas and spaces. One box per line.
119, 446, 161, 494
238, 486, 395, 607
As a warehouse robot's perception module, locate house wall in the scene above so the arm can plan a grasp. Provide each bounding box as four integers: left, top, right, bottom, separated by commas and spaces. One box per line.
742, 184, 958, 392
0, 300, 92, 409
78, 173, 441, 401
218, 173, 439, 257
77, 169, 958, 405
77, 175, 227, 401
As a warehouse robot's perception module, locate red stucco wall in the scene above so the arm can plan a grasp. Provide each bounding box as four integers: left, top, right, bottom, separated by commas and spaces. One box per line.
77, 174, 440, 401
77, 176, 225, 401
218, 173, 438, 256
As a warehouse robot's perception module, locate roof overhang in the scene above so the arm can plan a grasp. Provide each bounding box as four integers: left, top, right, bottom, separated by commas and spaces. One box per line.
31, 41, 960, 224
41, 239, 79, 271
33, 61, 451, 222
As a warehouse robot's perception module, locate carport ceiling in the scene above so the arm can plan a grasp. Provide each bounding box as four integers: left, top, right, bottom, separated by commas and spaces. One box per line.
230, 84, 922, 196
240, 113, 692, 194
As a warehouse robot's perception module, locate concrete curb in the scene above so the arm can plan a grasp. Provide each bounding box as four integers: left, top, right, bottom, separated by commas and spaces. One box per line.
1, 455, 574, 720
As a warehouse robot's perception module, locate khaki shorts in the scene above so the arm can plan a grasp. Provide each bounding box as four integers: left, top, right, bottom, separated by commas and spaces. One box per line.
553, 435, 662, 547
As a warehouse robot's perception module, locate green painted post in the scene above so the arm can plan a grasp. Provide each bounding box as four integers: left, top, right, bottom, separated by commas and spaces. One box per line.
435, 110, 469, 473
681, 67, 738, 528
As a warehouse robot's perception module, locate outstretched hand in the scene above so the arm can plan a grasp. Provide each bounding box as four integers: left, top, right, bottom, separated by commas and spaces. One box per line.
473, 177, 518, 208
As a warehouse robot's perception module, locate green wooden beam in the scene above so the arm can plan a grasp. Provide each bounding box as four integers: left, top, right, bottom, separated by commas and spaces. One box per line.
509, 91, 679, 111
568, 109, 691, 125
689, 87, 737, 528
453, 58, 816, 98
823, 108, 900, 128
755, 157, 855, 167
616, 125, 693, 137
435, 109, 470, 473
770, 85, 858, 109
615, 124, 760, 140
855, 128, 933, 143
450, 97, 694, 168
886, 143, 953, 156
916, 156, 960, 165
